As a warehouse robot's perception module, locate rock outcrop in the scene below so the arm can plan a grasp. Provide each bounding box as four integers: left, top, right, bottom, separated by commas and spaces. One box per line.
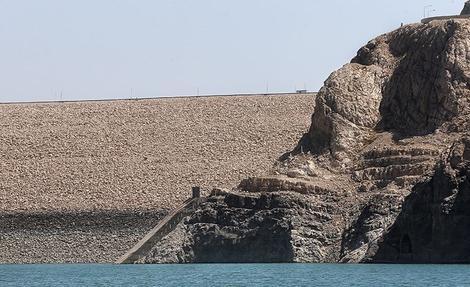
462, 1, 470, 15
124, 18, 470, 263
370, 136, 470, 263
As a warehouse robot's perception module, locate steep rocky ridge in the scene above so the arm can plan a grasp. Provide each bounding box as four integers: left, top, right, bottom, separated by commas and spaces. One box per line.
133, 18, 470, 263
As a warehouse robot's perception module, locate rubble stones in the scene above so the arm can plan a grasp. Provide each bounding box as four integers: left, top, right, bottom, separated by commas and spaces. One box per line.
0, 94, 314, 263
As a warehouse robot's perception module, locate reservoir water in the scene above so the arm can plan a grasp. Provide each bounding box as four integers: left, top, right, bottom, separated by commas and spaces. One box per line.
1, 264, 469, 286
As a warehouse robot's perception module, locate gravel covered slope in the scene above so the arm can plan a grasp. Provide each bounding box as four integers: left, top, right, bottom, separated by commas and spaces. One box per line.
0, 93, 314, 263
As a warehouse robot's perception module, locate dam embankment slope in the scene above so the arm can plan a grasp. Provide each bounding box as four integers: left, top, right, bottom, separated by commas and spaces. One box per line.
0, 93, 314, 263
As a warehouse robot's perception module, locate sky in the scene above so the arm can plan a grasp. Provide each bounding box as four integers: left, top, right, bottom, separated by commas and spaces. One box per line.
0, 0, 465, 102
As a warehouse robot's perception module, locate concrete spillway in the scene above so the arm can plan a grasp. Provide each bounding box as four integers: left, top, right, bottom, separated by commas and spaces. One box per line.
116, 197, 206, 264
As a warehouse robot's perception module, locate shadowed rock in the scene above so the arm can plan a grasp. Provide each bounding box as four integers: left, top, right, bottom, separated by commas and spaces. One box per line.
461, 1, 470, 15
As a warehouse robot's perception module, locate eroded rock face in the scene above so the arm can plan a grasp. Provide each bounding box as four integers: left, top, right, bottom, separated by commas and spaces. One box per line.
138, 187, 361, 263
379, 22, 469, 135
370, 137, 470, 263
299, 20, 470, 161
132, 19, 470, 264
305, 64, 385, 160
137, 193, 296, 263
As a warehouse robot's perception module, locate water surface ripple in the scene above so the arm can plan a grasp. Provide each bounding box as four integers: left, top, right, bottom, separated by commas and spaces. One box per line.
1, 264, 469, 286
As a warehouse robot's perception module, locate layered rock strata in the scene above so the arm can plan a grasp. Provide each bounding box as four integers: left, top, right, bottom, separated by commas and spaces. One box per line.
132, 19, 470, 263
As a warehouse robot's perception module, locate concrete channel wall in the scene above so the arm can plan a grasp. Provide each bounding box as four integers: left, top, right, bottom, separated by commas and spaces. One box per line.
116, 197, 206, 264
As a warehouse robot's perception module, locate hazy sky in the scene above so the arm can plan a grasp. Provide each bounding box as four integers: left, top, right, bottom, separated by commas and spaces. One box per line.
0, 0, 465, 102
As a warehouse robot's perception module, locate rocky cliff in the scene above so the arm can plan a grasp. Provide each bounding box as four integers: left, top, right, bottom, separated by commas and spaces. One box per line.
129, 18, 470, 264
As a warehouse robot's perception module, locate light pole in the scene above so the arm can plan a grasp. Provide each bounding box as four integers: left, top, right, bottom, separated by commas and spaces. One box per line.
424, 5, 433, 18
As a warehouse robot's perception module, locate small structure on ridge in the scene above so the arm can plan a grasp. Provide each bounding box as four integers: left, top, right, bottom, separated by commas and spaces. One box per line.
422, 1, 470, 24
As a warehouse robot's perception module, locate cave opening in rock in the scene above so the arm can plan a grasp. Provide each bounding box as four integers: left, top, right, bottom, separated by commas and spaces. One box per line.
400, 234, 413, 254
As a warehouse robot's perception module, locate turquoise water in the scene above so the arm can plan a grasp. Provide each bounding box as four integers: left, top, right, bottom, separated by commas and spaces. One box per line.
1, 264, 470, 286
